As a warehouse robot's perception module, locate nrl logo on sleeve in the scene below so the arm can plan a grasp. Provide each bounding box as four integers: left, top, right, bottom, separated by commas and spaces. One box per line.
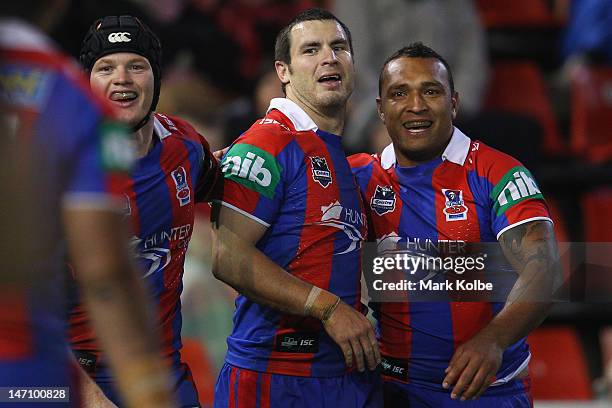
371, 185, 396, 215
442, 189, 468, 221
310, 156, 332, 188
221, 143, 281, 199
171, 166, 191, 206
491, 166, 544, 215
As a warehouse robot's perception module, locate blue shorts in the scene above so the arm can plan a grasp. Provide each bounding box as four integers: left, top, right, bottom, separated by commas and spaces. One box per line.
214, 363, 383, 408
383, 377, 533, 408
97, 362, 200, 408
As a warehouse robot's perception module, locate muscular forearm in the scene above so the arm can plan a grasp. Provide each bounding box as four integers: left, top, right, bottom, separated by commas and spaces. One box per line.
488, 220, 560, 348
64, 209, 175, 408
80, 264, 175, 408
212, 222, 336, 319
442, 220, 560, 400
74, 359, 118, 408
479, 283, 552, 350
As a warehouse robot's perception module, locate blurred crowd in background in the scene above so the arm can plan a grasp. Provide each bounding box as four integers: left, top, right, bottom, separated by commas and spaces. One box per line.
46, 0, 612, 405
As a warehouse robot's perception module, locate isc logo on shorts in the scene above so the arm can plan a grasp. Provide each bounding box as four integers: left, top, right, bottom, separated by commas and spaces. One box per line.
107, 32, 131, 43
275, 333, 319, 353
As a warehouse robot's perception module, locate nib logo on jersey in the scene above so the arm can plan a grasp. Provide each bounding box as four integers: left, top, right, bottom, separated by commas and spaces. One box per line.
317, 200, 366, 255
222, 143, 281, 199
371, 185, 396, 215
492, 167, 544, 215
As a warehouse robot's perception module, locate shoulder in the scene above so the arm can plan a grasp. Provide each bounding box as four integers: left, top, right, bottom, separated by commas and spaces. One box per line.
232, 114, 298, 156
348, 152, 378, 177
467, 140, 529, 184
348, 153, 393, 191
7, 49, 112, 118
155, 113, 196, 138
348, 153, 378, 169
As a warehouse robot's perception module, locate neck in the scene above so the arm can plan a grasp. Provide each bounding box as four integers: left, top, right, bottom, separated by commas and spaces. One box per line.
132, 117, 155, 158
286, 93, 345, 135
395, 131, 453, 167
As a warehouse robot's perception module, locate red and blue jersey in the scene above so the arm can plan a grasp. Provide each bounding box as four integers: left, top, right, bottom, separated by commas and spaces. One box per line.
219, 98, 367, 377
0, 18, 131, 397
67, 113, 218, 391
349, 127, 552, 388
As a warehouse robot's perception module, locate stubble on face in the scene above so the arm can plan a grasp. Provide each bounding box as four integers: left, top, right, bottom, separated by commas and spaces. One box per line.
283, 20, 355, 115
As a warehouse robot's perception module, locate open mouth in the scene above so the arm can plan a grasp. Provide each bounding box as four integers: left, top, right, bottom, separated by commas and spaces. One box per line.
110, 91, 138, 103
318, 74, 341, 85
402, 120, 433, 132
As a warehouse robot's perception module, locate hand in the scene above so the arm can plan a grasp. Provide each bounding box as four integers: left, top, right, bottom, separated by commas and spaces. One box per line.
81, 379, 118, 408
322, 301, 381, 372
213, 146, 229, 161
442, 330, 504, 401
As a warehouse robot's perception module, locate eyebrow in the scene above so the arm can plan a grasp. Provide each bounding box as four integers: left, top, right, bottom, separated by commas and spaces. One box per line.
385, 80, 445, 92
300, 41, 321, 49
421, 81, 444, 88
95, 56, 148, 65
299, 37, 348, 49
330, 38, 349, 47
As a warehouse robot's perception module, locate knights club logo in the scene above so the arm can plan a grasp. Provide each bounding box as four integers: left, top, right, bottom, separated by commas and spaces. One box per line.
171, 166, 191, 206
370, 185, 396, 216
310, 156, 332, 188
442, 189, 468, 221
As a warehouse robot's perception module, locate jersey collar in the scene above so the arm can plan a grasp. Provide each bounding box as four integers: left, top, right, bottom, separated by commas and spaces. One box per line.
380, 126, 471, 170
0, 18, 55, 51
153, 114, 172, 140
267, 98, 318, 132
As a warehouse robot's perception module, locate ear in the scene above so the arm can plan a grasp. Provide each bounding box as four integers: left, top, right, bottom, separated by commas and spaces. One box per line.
275, 61, 290, 87
451, 91, 459, 120
376, 97, 385, 123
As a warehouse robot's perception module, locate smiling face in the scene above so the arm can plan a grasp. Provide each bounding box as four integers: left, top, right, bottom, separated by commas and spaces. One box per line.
377, 56, 458, 166
275, 19, 355, 114
90, 52, 154, 127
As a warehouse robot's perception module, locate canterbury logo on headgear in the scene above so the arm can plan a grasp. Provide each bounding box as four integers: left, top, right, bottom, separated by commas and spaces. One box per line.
107, 32, 131, 43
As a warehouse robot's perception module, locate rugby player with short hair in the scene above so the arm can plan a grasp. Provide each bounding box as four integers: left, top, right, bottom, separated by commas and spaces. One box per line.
68, 15, 219, 408
350, 42, 561, 407
212, 8, 382, 408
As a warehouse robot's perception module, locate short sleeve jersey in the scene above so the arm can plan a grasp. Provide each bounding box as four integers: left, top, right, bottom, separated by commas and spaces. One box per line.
67, 113, 219, 384
349, 127, 552, 388
219, 98, 367, 377
0, 19, 132, 391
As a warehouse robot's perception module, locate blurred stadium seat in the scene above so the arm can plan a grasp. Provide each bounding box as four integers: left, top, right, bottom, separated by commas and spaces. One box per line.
570, 65, 612, 164
484, 61, 566, 156
547, 197, 570, 244
528, 326, 593, 400
582, 188, 612, 242
475, 0, 558, 28
182, 338, 215, 407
